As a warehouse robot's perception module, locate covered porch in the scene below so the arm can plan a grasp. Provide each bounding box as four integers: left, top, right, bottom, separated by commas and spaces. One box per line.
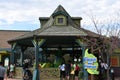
8, 35, 87, 80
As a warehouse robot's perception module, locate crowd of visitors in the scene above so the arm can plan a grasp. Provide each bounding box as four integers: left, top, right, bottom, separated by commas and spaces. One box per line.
0, 58, 81, 80
0, 61, 16, 80
59, 60, 81, 80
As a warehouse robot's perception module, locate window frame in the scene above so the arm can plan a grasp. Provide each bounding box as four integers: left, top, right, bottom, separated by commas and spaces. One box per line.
55, 15, 67, 26
58, 18, 64, 24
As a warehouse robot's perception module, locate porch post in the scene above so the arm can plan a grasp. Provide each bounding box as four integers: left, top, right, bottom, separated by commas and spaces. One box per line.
82, 46, 88, 80
20, 46, 27, 66
32, 38, 45, 80
11, 43, 17, 64
20, 49, 24, 67
76, 39, 88, 80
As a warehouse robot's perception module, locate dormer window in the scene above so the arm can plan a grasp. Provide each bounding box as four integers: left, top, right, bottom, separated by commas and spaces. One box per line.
54, 15, 67, 26
58, 18, 63, 23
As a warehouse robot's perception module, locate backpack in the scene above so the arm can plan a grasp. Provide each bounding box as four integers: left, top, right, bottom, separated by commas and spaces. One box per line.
75, 65, 80, 71
60, 64, 65, 71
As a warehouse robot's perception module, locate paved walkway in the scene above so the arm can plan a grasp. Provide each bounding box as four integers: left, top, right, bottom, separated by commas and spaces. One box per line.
5, 77, 120, 80
5, 78, 59, 80
115, 77, 120, 80
5, 78, 22, 80
5, 78, 60, 80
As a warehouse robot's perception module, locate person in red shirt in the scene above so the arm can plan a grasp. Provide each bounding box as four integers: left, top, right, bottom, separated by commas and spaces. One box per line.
74, 64, 80, 80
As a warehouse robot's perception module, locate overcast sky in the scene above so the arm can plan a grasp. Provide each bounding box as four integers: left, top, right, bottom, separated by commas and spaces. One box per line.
0, 0, 120, 31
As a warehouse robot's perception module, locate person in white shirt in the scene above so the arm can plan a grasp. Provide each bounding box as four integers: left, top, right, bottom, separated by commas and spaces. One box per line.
9, 63, 15, 78
59, 62, 66, 80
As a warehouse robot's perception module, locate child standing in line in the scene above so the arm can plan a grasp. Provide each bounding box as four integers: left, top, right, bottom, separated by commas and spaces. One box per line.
59, 62, 66, 80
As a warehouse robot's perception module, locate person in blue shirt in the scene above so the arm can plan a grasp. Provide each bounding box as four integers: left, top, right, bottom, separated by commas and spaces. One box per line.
0, 62, 7, 80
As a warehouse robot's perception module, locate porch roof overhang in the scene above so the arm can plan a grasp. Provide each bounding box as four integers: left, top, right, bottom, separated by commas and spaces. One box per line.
7, 27, 99, 48
8, 35, 86, 48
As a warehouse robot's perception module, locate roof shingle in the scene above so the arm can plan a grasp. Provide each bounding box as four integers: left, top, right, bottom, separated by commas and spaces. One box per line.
0, 30, 29, 48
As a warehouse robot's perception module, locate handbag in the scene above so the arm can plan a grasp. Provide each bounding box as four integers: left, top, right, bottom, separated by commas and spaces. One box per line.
70, 70, 75, 74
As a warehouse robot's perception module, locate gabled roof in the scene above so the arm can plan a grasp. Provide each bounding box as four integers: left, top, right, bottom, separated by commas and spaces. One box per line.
8, 5, 99, 43
52, 5, 69, 17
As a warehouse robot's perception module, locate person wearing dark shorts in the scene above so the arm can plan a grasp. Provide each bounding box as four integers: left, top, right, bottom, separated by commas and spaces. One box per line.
65, 60, 71, 80
60, 70, 66, 79
59, 62, 66, 80
75, 70, 79, 76
74, 64, 80, 80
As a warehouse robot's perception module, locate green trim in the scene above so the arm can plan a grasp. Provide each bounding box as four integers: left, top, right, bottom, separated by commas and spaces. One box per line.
76, 39, 84, 46
32, 39, 46, 47
12, 43, 17, 50
0, 51, 10, 54
114, 48, 120, 53
32, 39, 36, 47
38, 39, 46, 47
52, 11, 68, 17
54, 15, 67, 26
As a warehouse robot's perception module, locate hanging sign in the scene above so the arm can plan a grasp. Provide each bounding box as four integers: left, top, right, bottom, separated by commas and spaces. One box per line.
83, 49, 99, 74
84, 57, 97, 69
